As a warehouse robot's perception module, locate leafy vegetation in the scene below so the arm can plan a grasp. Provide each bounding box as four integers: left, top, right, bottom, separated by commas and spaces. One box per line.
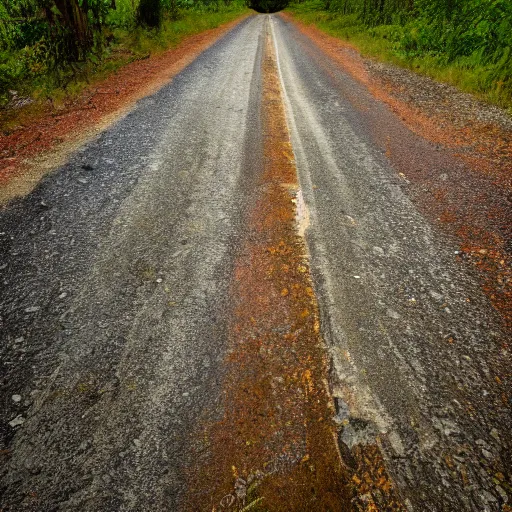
0, 0, 248, 108
288, 0, 512, 108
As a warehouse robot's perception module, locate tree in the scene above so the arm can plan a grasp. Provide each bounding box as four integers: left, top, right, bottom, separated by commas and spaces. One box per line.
137, 0, 162, 27
47, 0, 91, 61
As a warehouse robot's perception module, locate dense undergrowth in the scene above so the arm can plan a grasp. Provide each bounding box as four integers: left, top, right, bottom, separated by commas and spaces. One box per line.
0, 0, 248, 111
287, 0, 512, 109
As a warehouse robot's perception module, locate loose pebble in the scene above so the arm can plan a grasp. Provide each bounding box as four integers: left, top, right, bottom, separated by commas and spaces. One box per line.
387, 309, 400, 320
9, 415, 25, 427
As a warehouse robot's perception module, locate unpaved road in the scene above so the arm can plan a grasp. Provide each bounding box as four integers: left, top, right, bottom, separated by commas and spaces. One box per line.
1, 14, 511, 512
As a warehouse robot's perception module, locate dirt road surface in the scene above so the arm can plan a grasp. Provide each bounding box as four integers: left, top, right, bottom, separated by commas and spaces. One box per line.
1, 14, 510, 512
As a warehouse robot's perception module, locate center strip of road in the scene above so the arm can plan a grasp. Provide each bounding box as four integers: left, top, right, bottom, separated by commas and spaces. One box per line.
184, 17, 403, 512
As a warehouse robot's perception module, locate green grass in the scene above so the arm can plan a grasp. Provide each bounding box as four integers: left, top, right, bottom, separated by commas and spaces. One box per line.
110, 8, 249, 57
286, 1, 512, 111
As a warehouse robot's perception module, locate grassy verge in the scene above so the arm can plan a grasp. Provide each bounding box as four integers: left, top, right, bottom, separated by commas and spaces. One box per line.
286, 1, 512, 111
0, 6, 250, 130
109, 8, 250, 61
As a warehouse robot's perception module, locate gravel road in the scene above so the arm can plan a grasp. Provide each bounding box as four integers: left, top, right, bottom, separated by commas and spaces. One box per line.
1, 13, 510, 512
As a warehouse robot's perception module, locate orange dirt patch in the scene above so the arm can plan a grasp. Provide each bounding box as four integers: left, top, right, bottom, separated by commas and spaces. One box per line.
0, 14, 250, 204
184, 21, 405, 512
281, 13, 512, 332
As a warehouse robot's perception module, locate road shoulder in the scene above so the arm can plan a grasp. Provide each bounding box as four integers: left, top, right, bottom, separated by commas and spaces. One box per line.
0, 13, 252, 206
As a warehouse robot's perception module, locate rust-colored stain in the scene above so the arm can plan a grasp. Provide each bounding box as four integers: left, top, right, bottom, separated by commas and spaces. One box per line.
281, 13, 512, 332
183, 24, 405, 512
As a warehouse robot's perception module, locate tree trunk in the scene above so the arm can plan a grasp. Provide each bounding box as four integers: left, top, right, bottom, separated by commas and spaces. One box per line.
54, 0, 89, 45
43, 0, 91, 61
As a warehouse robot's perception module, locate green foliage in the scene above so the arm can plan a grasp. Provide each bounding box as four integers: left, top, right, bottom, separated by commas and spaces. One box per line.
288, 0, 512, 108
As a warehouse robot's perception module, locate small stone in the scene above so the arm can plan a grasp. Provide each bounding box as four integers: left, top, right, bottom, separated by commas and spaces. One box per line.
387, 309, 400, 320
156, 278, 163, 283
77, 178, 88, 184
24, 458, 41, 475
490, 428, 500, 441
12, 394, 22, 403
78, 440, 90, 451
481, 490, 497, 503
58, 292, 67, 299
495, 485, 508, 503
14, 337, 24, 343
24, 306, 40, 313
9, 415, 25, 427
353, 275, 361, 279
372, 246, 385, 256
482, 449, 493, 460
133, 439, 141, 448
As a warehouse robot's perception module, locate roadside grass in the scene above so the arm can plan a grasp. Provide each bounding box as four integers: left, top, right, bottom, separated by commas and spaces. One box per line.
286, 1, 512, 112
0, 7, 250, 131
110, 8, 249, 57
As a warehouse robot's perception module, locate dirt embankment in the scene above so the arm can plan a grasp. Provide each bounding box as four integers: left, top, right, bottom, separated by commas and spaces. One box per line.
0, 14, 250, 205
282, 13, 512, 333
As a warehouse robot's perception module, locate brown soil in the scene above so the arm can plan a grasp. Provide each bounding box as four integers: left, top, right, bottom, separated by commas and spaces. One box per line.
0, 14, 250, 205
281, 13, 512, 332
183, 23, 405, 512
